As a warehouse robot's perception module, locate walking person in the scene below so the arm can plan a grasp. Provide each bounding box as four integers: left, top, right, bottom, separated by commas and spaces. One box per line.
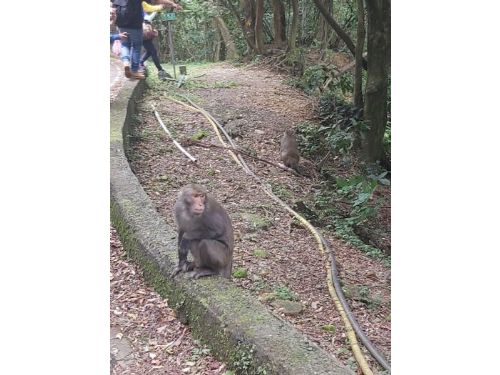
140, 20, 172, 80
112, 0, 182, 80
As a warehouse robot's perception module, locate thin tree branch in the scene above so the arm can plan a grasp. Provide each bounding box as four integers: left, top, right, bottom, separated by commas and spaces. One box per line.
182, 139, 301, 176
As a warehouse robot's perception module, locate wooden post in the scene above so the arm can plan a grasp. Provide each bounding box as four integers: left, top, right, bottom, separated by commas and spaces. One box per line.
179, 65, 187, 75
167, 21, 176, 78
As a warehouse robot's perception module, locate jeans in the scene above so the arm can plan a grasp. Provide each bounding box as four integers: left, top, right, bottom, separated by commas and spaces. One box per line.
117, 27, 143, 72
141, 39, 163, 71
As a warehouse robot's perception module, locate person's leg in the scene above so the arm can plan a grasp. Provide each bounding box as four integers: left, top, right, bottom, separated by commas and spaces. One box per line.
144, 40, 162, 71
140, 42, 152, 66
142, 39, 172, 79
128, 28, 144, 73
118, 27, 132, 78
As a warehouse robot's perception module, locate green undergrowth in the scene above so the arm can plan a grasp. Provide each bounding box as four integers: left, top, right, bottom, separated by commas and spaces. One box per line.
230, 342, 271, 375
273, 284, 299, 301
293, 99, 390, 261
310, 179, 388, 261
233, 267, 248, 279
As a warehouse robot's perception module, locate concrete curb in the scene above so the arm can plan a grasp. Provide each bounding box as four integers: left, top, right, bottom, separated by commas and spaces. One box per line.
110, 78, 354, 375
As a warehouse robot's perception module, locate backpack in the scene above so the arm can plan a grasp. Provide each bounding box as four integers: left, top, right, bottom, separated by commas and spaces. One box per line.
113, 0, 142, 28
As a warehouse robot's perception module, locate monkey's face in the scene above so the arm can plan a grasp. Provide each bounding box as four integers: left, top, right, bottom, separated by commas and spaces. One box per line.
190, 192, 206, 216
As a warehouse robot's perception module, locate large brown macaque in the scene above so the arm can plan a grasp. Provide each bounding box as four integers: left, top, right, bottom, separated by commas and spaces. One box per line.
280, 128, 300, 171
172, 184, 234, 279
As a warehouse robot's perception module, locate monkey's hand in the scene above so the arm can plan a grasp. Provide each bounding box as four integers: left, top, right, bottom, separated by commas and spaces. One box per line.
171, 260, 194, 277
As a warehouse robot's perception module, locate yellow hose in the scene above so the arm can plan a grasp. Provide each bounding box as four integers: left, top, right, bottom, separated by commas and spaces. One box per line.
165, 96, 244, 168
161, 96, 374, 375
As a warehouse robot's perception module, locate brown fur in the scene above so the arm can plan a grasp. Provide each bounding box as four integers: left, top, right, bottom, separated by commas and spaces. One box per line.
280, 128, 300, 170
172, 184, 234, 279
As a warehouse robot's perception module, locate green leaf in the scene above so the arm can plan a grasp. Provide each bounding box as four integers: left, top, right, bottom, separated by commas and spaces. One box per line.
233, 267, 248, 279
379, 178, 391, 186
353, 192, 371, 206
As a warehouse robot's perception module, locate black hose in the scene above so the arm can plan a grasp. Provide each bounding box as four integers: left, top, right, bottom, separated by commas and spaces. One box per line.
327, 237, 391, 372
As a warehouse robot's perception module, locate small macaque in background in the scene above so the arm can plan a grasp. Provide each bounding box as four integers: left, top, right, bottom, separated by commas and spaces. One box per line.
172, 184, 234, 279
280, 128, 300, 171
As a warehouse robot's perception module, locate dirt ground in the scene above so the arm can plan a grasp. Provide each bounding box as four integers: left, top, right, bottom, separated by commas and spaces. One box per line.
110, 227, 227, 374
125, 61, 391, 374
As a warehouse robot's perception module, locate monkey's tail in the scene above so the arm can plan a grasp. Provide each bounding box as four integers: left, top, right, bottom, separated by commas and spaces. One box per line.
163, 95, 390, 374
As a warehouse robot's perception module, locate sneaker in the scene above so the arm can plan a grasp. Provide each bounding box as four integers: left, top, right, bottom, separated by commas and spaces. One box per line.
123, 61, 132, 78
158, 70, 172, 80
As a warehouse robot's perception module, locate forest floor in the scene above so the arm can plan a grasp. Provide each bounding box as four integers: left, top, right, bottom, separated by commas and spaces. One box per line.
110, 227, 227, 374
124, 60, 391, 374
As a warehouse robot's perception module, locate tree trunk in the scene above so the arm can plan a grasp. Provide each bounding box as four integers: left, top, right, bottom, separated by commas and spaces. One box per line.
254, 0, 265, 54
316, 0, 333, 51
362, 0, 391, 163
288, 0, 299, 51
354, 0, 365, 108
214, 16, 239, 60
271, 0, 286, 46
241, 0, 257, 54
223, 0, 255, 54
311, 0, 367, 68
213, 19, 222, 61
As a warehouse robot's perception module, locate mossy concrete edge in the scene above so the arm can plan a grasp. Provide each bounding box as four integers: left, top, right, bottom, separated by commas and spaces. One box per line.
110, 79, 354, 375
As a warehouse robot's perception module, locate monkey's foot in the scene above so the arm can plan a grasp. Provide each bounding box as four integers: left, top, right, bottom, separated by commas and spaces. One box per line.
191, 268, 218, 279
171, 266, 182, 277
171, 261, 195, 277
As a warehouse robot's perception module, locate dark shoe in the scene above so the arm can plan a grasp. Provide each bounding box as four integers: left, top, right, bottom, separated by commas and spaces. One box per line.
158, 70, 172, 80
124, 62, 132, 78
